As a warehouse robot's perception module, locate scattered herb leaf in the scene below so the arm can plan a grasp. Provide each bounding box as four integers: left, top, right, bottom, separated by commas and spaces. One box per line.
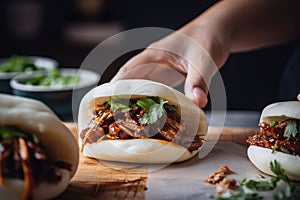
209, 160, 298, 200
209, 186, 263, 200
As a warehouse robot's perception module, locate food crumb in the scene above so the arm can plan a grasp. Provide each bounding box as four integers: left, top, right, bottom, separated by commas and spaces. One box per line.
205, 165, 238, 195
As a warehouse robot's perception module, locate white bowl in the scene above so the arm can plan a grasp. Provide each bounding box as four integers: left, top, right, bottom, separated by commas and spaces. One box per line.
10, 68, 100, 119
0, 56, 58, 93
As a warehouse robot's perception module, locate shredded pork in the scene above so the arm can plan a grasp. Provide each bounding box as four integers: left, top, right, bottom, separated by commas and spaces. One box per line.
247, 120, 300, 156
0, 128, 72, 200
80, 98, 204, 152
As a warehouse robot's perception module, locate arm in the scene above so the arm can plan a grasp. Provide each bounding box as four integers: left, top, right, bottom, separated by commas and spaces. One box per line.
180, 0, 300, 56
112, 0, 300, 107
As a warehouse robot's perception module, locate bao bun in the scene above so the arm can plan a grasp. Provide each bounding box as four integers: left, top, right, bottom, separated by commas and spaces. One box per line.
260, 101, 300, 123
248, 146, 300, 181
78, 79, 208, 163
247, 101, 300, 181
0, 94, 79, 199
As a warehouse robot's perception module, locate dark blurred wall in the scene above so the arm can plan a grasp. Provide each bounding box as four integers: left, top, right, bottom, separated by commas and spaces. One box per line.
0, 0, 296, 110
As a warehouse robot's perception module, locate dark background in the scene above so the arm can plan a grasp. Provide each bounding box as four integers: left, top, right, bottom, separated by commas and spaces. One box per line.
0, 0, 297, 111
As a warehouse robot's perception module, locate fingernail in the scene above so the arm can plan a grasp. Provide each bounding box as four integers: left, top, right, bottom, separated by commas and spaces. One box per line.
193, 87, 207, 107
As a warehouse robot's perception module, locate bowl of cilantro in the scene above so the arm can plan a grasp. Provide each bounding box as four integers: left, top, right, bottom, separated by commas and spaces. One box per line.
10, 68, 100, 120
0, 55, 58, 94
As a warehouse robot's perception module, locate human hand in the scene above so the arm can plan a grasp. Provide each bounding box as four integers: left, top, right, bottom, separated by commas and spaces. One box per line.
298, 93, 300, 101
111, 27, 230, 108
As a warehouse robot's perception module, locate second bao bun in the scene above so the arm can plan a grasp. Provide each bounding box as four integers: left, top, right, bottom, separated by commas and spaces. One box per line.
0, 94, 79, 199
247, 101, 300, 181
78, 79, 208, 163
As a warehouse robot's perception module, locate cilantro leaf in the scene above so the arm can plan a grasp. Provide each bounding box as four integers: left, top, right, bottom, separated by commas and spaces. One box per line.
164, 103, 178, 113
150, 96, 164, 104
270, 121, 278, 127
280, 146, 290, 154
241, 178, 278, 191
272, 141, 278, 154
137, 98, 157, 110
209, 187, 263, 200
270, 160, 290, 183
0, 126, 26, 142
107, 97, 131, 112
270, 160, 296, 200
210, 160, 298, 200
138, 97, 168, 125
0, 126, 39, 144
284, 120, 298, 138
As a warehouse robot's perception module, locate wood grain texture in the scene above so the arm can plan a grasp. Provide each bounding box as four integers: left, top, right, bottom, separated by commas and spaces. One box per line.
57, 123, 257, 200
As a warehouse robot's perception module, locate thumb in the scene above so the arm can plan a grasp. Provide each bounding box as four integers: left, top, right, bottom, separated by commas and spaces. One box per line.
184, 60, 219, 108
184, 67, 210, 108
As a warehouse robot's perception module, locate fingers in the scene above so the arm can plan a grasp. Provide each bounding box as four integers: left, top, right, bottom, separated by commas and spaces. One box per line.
183, 52, 219, 108
298, 93, 300, 101
184, 66, 209, 108
111, 49, 170, 82
111, 47, 216, 108
111, 49, 186, 86
110, 52, 150, 82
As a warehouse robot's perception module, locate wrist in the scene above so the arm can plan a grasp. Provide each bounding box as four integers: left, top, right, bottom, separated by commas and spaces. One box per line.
179, 19, 231, 68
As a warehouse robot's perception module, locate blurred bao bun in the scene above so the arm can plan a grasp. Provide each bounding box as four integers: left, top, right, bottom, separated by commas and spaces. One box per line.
247, 101, 300, 181
0, 94, 79, 199
259, 101, 300, 123
78, 79, 208, 163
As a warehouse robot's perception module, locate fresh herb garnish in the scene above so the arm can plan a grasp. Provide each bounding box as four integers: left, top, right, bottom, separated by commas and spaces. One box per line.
107, 97, 131, 113
138, 97, 168, 125
209, 186, 263, 200
272, 141, 278, 154
136, 98, 157, 111
209, 160, 299, 200
0, 126, 39, 144
270, 121, 278, 127
284, 120, 300, 139
0, 126, 26, 142
0, 55, 39, 73
107, 96, 177, 125
164, 103, 178, 113
280, 146, 290, 154
20, 69, 79, 87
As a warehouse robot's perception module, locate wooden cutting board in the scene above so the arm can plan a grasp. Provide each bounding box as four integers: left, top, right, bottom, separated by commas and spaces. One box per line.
56, 123, 257, 200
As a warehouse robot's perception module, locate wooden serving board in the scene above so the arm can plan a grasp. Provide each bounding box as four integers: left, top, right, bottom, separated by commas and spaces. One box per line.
56, 123, 257, 200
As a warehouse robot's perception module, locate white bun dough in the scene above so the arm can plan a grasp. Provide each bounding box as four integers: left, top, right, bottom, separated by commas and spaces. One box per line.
260, 101, 300, 123
248, 145, 300, 181
78, 79, 208, 163
0, 94, 79, 199
248, 101, 300, 181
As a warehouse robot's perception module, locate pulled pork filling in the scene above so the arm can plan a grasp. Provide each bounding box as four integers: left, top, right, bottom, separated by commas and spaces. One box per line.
80, 97, 204, 152
247, 119, 300, 156
0, 126, 72, 200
